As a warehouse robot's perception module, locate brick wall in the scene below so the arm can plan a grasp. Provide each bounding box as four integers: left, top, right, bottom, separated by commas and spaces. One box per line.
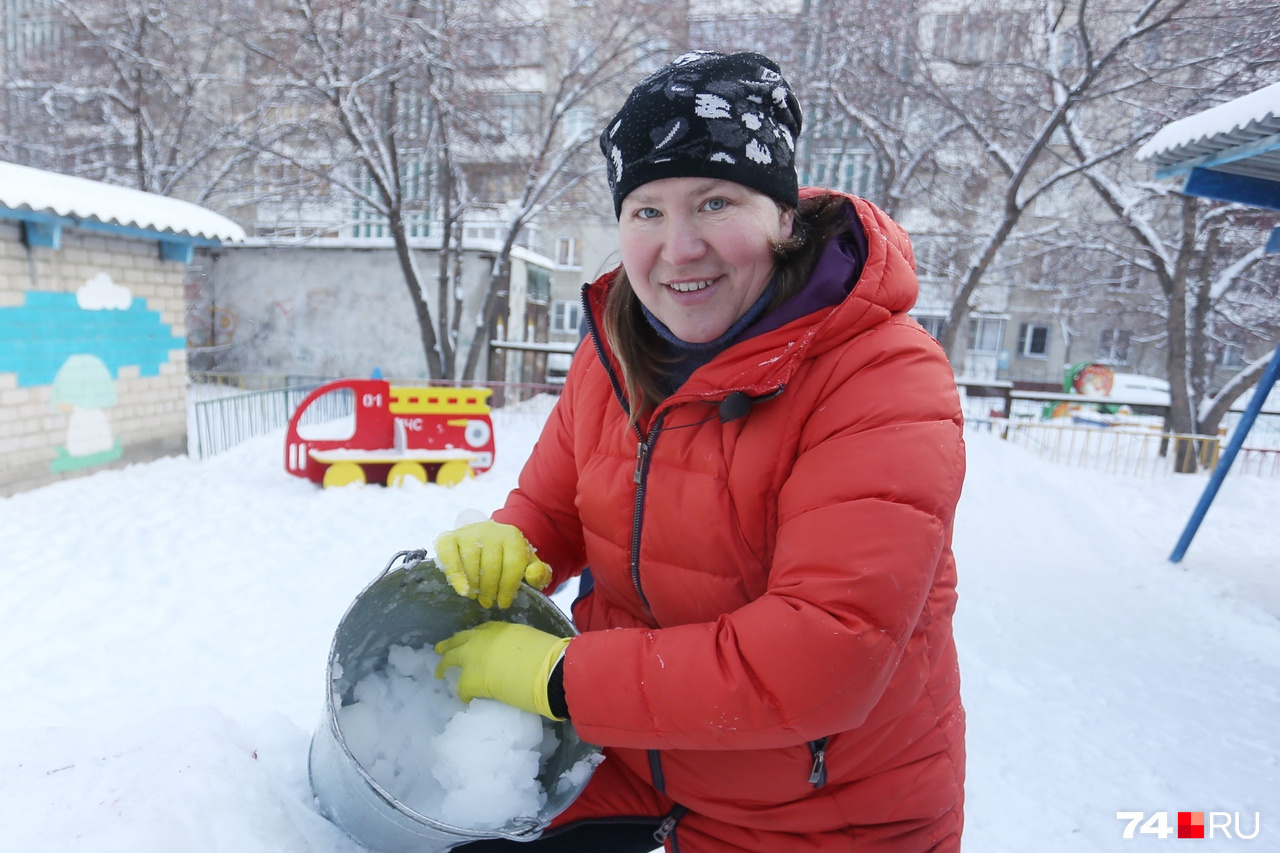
0, 221, 189, 496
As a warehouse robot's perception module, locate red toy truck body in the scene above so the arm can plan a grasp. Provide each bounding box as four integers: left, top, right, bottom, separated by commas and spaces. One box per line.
284, 379, 495, 487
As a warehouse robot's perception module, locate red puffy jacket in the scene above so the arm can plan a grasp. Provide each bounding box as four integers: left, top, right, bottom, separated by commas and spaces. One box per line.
494, 191, 965, 851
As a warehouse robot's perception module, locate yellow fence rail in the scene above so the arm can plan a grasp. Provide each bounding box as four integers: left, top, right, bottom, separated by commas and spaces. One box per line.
967, 418, 1225, 477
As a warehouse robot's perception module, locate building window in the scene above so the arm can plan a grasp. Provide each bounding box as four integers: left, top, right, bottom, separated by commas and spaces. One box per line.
912, 235, 960, 282
1017, 323, 1049, 357
472, 91, 543, 143
1107, 263, 1141, 291
552, 300, 582, 334
555, 236, 580, 268
561, 107, 596, 144
914, 314, 946, 340
465, 225, 500, 240
967, 316, 1005, 354
459, 27, 546, 70
464, 164, 520, 204
930, 12, 1028, 63
1220, 343, 1245, 368
527, 268, 550, 304
1096, 328, 1132, 364
800, 146, 873, 197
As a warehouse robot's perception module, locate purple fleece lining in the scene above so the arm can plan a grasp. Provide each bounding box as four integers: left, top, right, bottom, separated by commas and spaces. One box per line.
742, 201, 866, 341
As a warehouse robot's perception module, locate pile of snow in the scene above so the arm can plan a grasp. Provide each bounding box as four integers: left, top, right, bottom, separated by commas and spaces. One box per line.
336, 643, 552, 830
428, 699, 550, 827
0, 395, 1277, 851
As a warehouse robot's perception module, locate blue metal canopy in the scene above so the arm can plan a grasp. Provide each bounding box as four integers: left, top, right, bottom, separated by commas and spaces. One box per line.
1138, 82, 1280, 244
1137, 81, 1280, 563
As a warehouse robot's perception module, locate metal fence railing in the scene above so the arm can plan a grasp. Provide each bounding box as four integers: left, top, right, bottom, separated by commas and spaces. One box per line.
188, 372, 335, 394
1234, 446, 1280, 477
191, 381, 331, 460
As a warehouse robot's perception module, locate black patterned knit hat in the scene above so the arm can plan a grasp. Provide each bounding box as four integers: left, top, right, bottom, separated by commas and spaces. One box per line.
600, 50, 803, 217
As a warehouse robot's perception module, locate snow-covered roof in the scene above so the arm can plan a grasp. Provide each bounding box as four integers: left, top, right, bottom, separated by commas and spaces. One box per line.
1136, 82, 1280, 180
0, 160, 245, 242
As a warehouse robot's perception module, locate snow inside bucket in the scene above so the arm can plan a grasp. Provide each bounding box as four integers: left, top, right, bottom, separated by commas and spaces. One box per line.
308, 550, 602, 853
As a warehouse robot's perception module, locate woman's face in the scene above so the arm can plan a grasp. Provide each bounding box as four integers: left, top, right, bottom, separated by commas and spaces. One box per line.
618, 177, 794, 344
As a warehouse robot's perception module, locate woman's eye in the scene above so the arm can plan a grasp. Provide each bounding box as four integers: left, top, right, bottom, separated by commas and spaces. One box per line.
703, 198, 728, 212
636, 207, 661, 220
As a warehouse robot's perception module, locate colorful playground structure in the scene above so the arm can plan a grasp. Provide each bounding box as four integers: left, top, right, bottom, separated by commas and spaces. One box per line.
1045, 363, 1170, 425
285, 378, 495, 488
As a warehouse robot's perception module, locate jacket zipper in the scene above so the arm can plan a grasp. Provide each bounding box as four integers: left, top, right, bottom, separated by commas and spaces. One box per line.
630, 416, 664, 610
807, 736, 829, 788
581, 285, 665, 613
653, 804, 688, 847
648, 749, 666, 793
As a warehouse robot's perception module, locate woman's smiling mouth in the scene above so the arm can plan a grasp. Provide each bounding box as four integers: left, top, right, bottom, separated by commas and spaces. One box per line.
667, 279, 715, 293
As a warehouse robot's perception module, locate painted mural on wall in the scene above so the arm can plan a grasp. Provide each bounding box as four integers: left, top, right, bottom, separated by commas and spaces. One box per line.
0, 273, 185, 473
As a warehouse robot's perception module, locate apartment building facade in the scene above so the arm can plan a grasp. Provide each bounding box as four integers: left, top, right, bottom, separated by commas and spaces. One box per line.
5, 0, 1271, 396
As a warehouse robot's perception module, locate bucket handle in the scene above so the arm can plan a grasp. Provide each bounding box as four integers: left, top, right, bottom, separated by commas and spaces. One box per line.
504, 816, 543, 839
382, 548, 430, 578
378, 546, 549, 615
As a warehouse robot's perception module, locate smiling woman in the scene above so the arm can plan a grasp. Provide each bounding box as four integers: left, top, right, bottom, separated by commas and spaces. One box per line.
431, 50, 968, 853
617, 178, 793, 344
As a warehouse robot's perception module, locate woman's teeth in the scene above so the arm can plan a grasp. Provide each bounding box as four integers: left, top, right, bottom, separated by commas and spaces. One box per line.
669, 280, 713, 293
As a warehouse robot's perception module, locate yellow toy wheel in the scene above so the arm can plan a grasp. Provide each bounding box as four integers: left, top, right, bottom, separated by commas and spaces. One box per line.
435, 460, 475, 487
322, 461, 366, 488
387, 461, 428, 487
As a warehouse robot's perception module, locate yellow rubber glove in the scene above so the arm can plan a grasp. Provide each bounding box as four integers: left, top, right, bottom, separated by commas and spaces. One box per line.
434, 622, 571, 720
434, 521, 553, 609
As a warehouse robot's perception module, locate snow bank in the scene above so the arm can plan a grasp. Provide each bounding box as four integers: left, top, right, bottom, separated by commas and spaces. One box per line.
0, 401, 1276, 851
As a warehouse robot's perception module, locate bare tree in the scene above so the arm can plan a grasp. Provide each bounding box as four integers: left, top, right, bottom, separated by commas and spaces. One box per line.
245, 0, 457, 376
244, 0, 667, 380
454, 5, 670, 380
1079, 175, 1280, 448
1050, 0, 1280, 464
786, 0, 970, 219
795, 0, 1280, 397
909, 0, 1218, 361
5, 0, 272, 205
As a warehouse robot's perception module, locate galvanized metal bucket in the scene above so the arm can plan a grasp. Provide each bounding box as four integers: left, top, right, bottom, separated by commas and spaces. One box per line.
308, 549, 600, 853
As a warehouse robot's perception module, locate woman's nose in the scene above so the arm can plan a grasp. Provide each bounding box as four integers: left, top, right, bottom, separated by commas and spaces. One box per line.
660, 221, 707, 266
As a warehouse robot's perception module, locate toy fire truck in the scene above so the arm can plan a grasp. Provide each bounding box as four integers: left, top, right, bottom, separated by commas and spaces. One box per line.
284, 378, 495, 488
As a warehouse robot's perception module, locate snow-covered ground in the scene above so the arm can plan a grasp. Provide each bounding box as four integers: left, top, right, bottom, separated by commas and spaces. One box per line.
1, 396, 1277, 851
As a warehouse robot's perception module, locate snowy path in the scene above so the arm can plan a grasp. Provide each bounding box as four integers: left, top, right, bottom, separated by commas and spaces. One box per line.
957, 436, 1278, 848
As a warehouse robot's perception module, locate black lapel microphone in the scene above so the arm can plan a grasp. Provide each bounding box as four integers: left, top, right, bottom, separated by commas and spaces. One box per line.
719, 391, 753, 423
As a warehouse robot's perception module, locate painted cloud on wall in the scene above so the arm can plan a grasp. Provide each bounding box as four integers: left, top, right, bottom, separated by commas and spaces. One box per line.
77, 271, 133, 310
